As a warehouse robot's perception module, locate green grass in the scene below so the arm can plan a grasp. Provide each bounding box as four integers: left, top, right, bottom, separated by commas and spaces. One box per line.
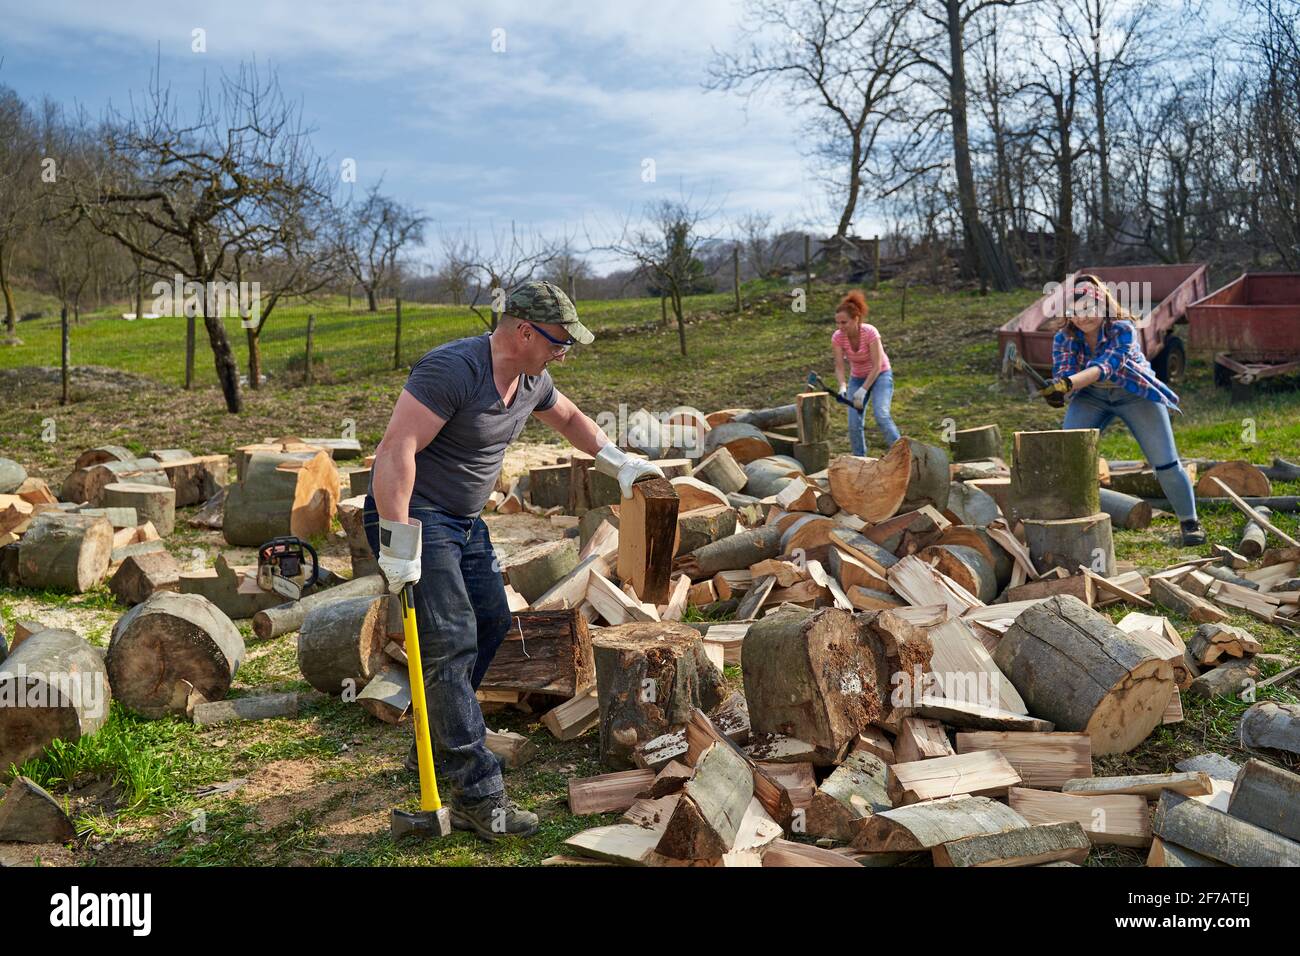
2, 278, 1299, 866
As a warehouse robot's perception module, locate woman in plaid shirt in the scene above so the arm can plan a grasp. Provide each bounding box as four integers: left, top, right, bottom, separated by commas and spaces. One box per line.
1040, 276, 1204, 546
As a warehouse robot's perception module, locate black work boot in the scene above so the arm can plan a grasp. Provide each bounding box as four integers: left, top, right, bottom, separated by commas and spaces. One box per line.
451, 791, 540, 841
404, 740, 419, 773
1180, 519, 1207, 546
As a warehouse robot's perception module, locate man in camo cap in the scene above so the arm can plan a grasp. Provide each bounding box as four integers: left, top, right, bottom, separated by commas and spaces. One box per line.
363, 279, 662, 841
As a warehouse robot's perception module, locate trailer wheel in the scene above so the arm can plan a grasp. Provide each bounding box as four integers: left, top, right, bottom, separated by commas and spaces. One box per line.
1152, 335, 1185, 384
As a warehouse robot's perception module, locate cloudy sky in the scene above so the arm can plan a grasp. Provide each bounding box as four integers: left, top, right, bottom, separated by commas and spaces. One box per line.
3, 0, 848, 272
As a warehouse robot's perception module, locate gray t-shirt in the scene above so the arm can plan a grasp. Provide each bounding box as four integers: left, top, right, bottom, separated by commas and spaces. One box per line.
373, 334, 556, 517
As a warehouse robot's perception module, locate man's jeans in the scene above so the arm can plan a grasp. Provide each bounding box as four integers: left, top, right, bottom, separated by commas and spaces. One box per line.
1063, 386, 1198, 521
848, 369, 902, 456
363, 497, 510, 801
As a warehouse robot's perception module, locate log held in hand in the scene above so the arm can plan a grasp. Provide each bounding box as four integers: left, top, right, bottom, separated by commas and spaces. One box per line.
617, 477, 679, 604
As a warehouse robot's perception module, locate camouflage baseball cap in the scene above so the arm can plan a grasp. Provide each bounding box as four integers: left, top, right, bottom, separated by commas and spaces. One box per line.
504, 280, 593, 345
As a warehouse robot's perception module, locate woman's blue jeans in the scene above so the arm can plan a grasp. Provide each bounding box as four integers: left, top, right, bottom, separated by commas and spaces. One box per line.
363, 497, 511, 801
848, 369, 901, 456
1062, 386, 1198, 521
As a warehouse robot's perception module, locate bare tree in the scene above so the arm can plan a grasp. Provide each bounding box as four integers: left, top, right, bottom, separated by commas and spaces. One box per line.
335, 183, 427, 312
709, 0, 921, 237
460, 222, 559, 329
68, 62, 328, 412
0, 86, 40, 341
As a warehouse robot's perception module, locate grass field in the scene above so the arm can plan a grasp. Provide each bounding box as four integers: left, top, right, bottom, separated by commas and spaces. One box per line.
1, 279, 1297, 867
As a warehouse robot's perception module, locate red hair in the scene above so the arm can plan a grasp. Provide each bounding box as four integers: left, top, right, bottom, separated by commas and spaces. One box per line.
836, 290, 868, 322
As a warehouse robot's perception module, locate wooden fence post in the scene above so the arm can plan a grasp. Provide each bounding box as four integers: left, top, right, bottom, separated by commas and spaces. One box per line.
804, 234, 812, 293
60, 305, 69, 406
393, 296, 403, 370
305, 313, 315, 386
733, 246, 741, 312
873, 234, 881, 289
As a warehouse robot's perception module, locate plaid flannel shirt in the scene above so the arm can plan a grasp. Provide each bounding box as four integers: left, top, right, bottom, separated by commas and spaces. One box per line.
1052, 320, 1182, 412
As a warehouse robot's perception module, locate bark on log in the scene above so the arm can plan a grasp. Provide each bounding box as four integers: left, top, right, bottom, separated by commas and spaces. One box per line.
742, 606, 932, 752
704, 422, 774, 465
0, 458, 27, 496
805, 751, 892, 841
917, 544, 997, 602
252, 574, 388, 639
1022, 512, 1115, 576
678, 525, 783, 580
1010, 429, 1099, 520
863, 506, 949, 557
691, 447, 747, 494
947, 482, 1001, 527
1099, 488, 1152, 530
828, 439, 950, 523
0, 629, 110, 772
528, 463, 571, 508
655, 741, 753, 859
110, 549, 181, 606
1153, 789, 1300, 866
107, 592, 245, 718
161, 455, 230, 507
1195, 460, 1271, 498
63, 458, 168, 507
101, 482, 176, 537
481, 608, 595, 697
296, 593, 390, 696
742, 457, 802, 498
17, 513, 113, 592
72, 445, 134, 470
1226, 758, 1300, 841
356, 666, 411, 724
934, 526, 1012, 590
502, 539, 579, 604
735, 404, 797, 430
192, 692, 303, 726
675, 506, 737, 557
932, 821, 1091, 867
591, 622, 728, 769
0, 776, 76, 842
222, 451, 339, 547
992, 595, 1174, 755
796, 391, 832, 445
1239, 702, 1300, 755
851, 795, 1028, 852
1240, 507, 1270, 559
950, 425, 1003, 463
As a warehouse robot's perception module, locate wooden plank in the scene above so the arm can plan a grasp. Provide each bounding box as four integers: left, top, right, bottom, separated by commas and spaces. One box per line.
894, 717, 955, 762
542, 687, 599, 741
932, 821, 1091, 867
954, 731, 1092, 790
1208, 476, 1300, 548
1062, 772, 1213, 799
888, 750, 1022, 805
925, 617, 1027, 715
568, 769, 657, 815
1008, 787, 1151, 847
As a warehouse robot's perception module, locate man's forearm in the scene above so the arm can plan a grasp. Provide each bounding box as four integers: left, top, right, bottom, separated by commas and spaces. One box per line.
557, 409, 609, 457
372, 438, 418, 524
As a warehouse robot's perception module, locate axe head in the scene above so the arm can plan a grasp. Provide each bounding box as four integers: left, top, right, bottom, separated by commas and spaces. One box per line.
391, 807, 452, 840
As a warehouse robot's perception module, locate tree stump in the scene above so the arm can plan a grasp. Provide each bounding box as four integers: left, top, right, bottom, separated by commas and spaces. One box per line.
0, 629, 110, 772
951, 424, 1003, 462
297, 593, 390, 696
1010, 429, 1099, 520
110, 549, 181, 606
222, 450, 339, 547
742, 606, 932, 753
107, 592, 245, 718
17, 513, 113, 592
481, 607, 595, 696
690, 447, 747, 495
528, 463, 571, 508
828, 438, 950, 522
1195, 460, 1270, 499
502, 539, 579, 604
62, 458, 169, 507
102, 481, 176, 536
591, 622, 728, 769
1100, 488, 1152, 530
160, 454, 230, 507
703, 422, 774, 465
1023, 512, 1115, 576
993, 595, 1174, 755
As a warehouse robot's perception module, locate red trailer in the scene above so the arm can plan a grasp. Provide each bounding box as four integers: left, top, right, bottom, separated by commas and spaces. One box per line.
997, 263, 1210, 384
1185, 273, 1300, 398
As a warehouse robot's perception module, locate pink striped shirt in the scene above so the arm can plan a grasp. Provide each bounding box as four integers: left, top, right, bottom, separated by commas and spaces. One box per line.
832, 324, 891, 378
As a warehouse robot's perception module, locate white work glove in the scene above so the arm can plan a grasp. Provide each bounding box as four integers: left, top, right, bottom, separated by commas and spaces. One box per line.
837, 384, 848, 400
594, 443, 666, 499
851, 385, 868, 410
377, 516, 422, 594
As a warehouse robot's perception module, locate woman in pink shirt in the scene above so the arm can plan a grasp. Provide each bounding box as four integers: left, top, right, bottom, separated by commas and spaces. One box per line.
832, 290, 900, 455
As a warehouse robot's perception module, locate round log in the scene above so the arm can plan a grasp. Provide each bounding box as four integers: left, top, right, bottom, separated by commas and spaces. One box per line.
918, 544, 997, 602
1195, 460, 1271, 499
677, 524, 784, 580
62, 458, 167, 507
148, 448, 195, 463
704, 422, 774, 465
743, 456, 804, 498
690, 447, 748, 494
501, 539, 579, 603
950, 425, 1003, 463
0, 458, 28, 495
0, 629, 110, 772
297, 593, 390, 695
1023, 512, 1115, 576
932, 525, 1012, 590
947, 481, 1001, 526
735, 404, 797, 430
223, 450, 339, 546
72, 445, 135, 470
1239, 507, 1270, 560
993, 595, 1174, 755
17, 513, 113, 592
107, 592, 245, 717
591, 622, 728, 769
252, 574, 388, 639
1099, 487, 1152, 530
828, 438, 949, 523
102, 481, 176, 537
1010, 429, 1100, 520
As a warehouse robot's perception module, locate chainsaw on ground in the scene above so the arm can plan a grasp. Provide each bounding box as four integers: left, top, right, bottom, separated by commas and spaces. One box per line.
256, 536, 320, 601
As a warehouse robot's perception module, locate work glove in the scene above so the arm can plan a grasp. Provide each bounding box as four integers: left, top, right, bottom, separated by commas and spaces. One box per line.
594, 443, 667, 499
1038, 377, 1072, 400
851, 385, 868, 410
377, 516, 422, 594
837, 384, 848, 400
